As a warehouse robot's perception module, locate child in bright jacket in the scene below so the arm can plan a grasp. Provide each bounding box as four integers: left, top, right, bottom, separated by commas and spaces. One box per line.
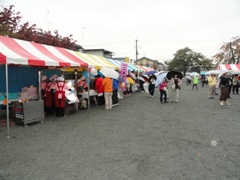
159, 78, 168, 103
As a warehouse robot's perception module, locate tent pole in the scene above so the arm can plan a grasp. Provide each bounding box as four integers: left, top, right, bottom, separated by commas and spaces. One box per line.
5, 63, 10, 138
38, 71, 42, 100
87, 67, 90, 110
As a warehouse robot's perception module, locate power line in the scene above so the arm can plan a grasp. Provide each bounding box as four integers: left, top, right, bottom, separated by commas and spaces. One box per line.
141, 36, 237, 44
86, 40, 132, 47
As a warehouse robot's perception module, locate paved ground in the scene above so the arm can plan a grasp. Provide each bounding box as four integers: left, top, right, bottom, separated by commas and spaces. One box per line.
1, 81, 240, 180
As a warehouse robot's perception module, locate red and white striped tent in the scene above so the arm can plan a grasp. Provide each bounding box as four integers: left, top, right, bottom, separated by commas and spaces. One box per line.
0, 36, 90, 138
0, 36, 88, 67
217, 64, 240, 71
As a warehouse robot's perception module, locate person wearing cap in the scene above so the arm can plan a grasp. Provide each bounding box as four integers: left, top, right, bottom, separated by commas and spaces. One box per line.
54, 76, 70, 117
207, 73, 217, 99
44, 74, 57, 115
219, 72, 230, 105
77, 76, 88, 93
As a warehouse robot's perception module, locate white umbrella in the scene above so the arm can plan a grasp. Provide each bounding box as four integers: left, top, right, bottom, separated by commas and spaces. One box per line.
217, 70, 231, 78
230, 70, 240, 75
154, 71, 165, 77
205, 70, 221, 75
100, 68, 119, 79
155, 72, 168, 87
136, 76, 145, 82
190, 72, 200, 77
142, 74, 149, 79
185, 75, 192, 80
129, 72, 136, 80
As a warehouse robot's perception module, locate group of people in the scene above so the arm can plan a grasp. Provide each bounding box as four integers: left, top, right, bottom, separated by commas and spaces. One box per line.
184, 71, 240, 106
41, 75, 71, 118
145, 73, 182, 104
208, 72, 240, 105
150, 70, 240, 106
41, 72, 126, 113
41, 69, 239, 116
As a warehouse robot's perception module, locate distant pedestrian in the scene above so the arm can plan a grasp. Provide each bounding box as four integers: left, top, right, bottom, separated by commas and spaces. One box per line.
227, 73, 232, 98
170, 74, 182, 103
232, 74, 239, 94
192, 75, 199, 90
201, 75, 206, 87
207, 73, 216, 99
159, 78, 168, 104
148, 74, 157, 97
219, 72, 230, 106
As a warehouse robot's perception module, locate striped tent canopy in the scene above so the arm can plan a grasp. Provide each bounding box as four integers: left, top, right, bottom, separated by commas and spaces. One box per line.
217, 64, 240, 71
0, 36, 88, 68
73, 52, 118, 70
105, 58, 145, 72
135, 65, 150, 72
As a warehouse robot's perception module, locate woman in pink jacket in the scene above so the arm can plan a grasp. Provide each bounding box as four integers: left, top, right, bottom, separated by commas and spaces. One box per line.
159, 78, 168, 103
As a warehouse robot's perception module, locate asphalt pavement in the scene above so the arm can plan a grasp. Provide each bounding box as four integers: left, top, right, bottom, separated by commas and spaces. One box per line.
1, 81, 240, 180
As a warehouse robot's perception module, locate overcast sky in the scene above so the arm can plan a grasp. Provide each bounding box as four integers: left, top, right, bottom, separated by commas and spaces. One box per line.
2, 0, 240, 62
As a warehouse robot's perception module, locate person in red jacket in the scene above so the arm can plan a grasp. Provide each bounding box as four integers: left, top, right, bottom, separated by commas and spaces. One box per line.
95, 75, 105, 105
44, 74, 57, 115
54, 77, 70, 117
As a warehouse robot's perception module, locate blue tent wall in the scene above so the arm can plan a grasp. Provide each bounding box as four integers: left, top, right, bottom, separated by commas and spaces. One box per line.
0, 66, 39, 93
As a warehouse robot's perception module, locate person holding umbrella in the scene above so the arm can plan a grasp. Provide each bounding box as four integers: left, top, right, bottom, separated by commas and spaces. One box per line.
170, 74, 182, 103
148, 73, 157, 97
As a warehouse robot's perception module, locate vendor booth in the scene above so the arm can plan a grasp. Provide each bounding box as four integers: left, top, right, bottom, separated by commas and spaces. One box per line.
0, 35, 88, 137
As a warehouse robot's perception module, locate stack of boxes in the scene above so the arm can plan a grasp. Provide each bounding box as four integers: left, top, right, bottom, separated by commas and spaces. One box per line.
19, 86, 38, 100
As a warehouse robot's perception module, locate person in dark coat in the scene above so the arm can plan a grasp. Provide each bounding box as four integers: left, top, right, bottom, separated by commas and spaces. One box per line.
148, 74, 157, 97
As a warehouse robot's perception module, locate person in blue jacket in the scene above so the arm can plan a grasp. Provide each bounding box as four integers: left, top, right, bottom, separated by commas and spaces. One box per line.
112, 78, 119, 107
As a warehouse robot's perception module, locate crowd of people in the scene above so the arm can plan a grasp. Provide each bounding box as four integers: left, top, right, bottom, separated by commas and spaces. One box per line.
41, 70, 240, 117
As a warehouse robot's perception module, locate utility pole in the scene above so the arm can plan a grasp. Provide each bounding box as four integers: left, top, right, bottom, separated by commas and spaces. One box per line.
135, 39, 138, 63
79, 27, 86, 47
45, 9, 50, 31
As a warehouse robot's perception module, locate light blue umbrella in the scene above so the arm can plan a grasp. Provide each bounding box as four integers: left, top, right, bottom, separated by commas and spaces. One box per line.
155, 72, 168, 87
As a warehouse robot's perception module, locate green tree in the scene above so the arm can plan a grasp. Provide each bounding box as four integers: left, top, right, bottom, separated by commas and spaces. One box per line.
213, 36, 240, 65
0, 5, 22, 37
165, 47, 213, 75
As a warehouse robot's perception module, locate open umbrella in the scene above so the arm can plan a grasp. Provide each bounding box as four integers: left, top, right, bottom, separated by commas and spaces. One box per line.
136, 76, 145, 82
166, 70, 183, 80
205, 70, 221, 75
100, 67, 119, 79
154, 71, 165, 77
142, 74, 149, 79
155, 72, 168, 87
185, 75, 192, 80
129, 72, 136, 80
146, 70, 157, 76
217, 70, 231, 78
190, 72, 200, 77
127, 77, 134, 84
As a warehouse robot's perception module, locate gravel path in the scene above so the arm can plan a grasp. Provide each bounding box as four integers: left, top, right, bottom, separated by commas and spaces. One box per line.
1, 82, 240, 180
